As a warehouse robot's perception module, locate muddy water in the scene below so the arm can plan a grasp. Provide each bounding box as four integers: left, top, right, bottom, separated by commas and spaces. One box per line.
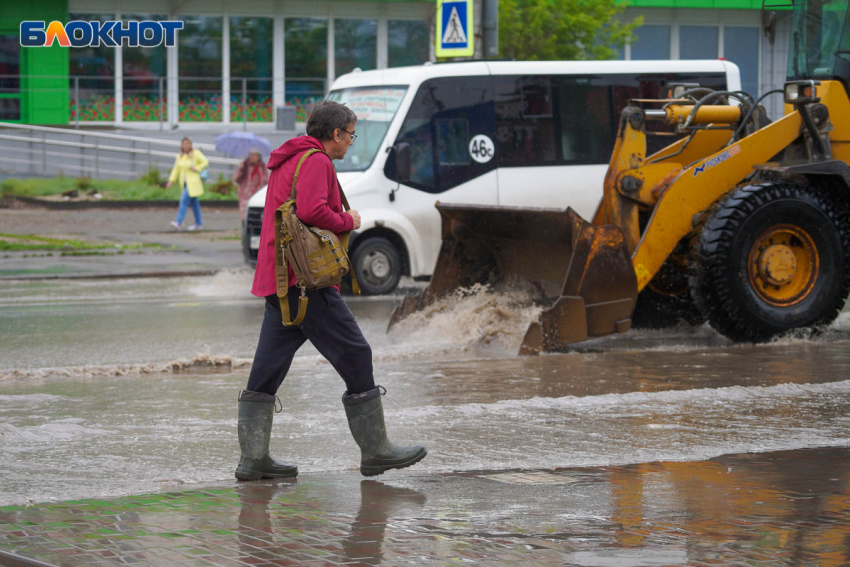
1, 271, 849, 506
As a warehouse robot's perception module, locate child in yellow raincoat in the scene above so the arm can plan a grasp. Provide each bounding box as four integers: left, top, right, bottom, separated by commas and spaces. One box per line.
166, 137, 209, 230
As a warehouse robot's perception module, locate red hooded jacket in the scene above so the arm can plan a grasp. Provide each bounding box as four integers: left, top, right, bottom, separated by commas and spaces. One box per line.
251, 136, 354, 297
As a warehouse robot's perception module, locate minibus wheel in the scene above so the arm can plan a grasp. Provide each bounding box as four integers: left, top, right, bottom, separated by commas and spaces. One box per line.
351, 236, 402, 295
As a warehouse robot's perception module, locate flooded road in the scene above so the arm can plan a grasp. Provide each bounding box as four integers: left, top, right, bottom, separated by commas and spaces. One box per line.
1, 271, 849, 506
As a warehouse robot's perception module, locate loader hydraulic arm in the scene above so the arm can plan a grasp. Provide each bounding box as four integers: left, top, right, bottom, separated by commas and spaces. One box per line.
595, 103, 740, 253
602, 103, 805, 292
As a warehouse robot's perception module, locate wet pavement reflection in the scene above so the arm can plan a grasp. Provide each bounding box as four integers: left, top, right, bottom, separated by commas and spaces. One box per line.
1, 447, 848, 566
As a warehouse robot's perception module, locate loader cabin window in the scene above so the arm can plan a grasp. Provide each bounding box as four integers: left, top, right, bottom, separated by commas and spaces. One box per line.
389, 72, 726, 192
788, 0, 850, 80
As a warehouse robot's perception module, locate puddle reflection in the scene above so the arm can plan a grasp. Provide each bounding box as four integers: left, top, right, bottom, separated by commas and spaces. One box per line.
235, 479, 426, 566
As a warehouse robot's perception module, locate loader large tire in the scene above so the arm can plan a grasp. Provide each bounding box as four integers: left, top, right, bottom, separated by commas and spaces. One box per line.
690, 182, 850, 342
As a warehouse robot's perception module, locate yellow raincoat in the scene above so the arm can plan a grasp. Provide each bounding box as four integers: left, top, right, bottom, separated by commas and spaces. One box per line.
168, 149, 209, 198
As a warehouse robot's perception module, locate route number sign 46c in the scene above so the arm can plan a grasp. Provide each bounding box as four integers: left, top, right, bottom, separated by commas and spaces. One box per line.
469, 135, 495, 164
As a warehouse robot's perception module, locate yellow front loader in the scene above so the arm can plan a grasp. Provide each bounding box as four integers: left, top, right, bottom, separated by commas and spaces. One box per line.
390, 0, 850, 353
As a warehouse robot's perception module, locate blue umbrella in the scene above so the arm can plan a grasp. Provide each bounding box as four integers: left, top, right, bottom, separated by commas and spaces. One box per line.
214, 132, 272, 159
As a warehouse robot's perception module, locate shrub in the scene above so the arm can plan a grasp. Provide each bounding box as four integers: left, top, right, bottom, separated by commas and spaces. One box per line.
208, 173, 236, 196
139, 165, 166, 187
74, 177, 94, 192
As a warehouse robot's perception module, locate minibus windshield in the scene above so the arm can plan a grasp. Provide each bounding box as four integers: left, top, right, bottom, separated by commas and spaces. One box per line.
326, 86, 408, 172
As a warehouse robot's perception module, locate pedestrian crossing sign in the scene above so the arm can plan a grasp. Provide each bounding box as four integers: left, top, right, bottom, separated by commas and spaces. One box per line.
436, 0, 474, 57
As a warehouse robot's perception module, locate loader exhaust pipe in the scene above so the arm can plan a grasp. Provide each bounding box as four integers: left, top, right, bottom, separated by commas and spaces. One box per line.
388, 203, 639, 354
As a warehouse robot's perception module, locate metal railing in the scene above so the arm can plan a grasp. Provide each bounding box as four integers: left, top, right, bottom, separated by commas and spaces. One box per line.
0, 122, 242, 180
0, 74, 327, 128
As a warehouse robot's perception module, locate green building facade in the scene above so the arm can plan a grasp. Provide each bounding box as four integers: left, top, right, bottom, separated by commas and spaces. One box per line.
1, 0, 782, 126
1, 0, 69, 124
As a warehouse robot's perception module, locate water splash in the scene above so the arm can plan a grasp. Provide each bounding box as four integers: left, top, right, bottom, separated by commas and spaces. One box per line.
388, 283, 543, 353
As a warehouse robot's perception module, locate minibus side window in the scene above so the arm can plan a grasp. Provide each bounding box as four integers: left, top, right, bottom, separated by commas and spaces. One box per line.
495, 72, 729, 167
557, 77, 617, 164
495, 77, 558, 166
392, 77, 496, 193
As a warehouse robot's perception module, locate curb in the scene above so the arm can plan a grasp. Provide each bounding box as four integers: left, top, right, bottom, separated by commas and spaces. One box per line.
2, 195, 239, 210
0, 269, 220, 282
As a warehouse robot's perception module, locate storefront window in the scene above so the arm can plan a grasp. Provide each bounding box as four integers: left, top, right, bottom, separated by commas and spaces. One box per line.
123, 14, 167, 122
680, 25, 719, 59
179, 15, 223, 121
335, 19, 377, 78
725, 27, 760, 96
69, 13, 115, 121
285, 18, 328, 121
631, 24, 670, 60
0, 35, 20, 121
388, 20, 430, 67
230, 17, 273, 122
0, 35, 20, 93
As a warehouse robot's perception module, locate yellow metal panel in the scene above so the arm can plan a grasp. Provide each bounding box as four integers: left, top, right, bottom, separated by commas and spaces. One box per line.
632, 111, 803, 291
816, 80, 850, 142
596, 119, 646, 249
647, 129, 732, 167
627, 162, 682, 206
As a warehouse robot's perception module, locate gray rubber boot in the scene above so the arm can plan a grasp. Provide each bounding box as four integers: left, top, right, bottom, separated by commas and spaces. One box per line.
342, 386, 427, 477
235, 390, 298, 480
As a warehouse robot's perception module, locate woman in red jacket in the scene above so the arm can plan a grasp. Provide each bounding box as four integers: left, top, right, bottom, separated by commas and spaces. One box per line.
233, 148, 269, 223
235, 101, 426, 480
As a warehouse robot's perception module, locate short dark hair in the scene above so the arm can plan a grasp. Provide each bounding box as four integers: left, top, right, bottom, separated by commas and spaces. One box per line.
306, 100, 357, 141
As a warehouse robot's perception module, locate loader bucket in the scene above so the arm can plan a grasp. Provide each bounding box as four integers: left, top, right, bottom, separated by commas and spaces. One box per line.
387, 203, 639, 354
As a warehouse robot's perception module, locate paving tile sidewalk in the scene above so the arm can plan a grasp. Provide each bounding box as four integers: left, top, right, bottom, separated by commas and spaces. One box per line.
2, 447, 849, 567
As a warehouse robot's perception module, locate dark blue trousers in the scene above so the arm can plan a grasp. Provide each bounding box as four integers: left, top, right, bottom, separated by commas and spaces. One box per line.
246, 288, 375, 396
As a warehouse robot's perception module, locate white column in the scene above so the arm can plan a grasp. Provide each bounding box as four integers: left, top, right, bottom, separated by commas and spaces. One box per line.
115, 8, 123, 124
429, 11, 436, 63
717, 24, 724, 58
274, 8, 285, 109
223, 14, 231, 124
671, 23, 680, 60
167, 22, 179, 128
377, 17, 388, 69
327, 16, 335, 92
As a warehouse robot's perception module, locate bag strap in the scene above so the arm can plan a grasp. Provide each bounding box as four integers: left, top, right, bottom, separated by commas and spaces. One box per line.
274, 205, 308, 327
290, 148, 322, 201
336, 180, 361, 296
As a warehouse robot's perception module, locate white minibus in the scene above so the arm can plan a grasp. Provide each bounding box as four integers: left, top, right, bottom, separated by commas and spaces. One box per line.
244, 60, 741, 294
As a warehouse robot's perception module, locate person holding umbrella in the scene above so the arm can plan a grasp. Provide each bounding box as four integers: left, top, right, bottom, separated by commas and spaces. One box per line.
166, 137, 209, 231
232, 147, 269, 223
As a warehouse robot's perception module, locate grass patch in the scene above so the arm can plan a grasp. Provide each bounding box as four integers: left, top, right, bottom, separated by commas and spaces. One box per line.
0, 233, 163, 252
1, 176, 237, 201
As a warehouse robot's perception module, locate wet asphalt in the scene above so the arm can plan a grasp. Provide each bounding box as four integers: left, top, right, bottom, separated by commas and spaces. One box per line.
0, 206, 849, 566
